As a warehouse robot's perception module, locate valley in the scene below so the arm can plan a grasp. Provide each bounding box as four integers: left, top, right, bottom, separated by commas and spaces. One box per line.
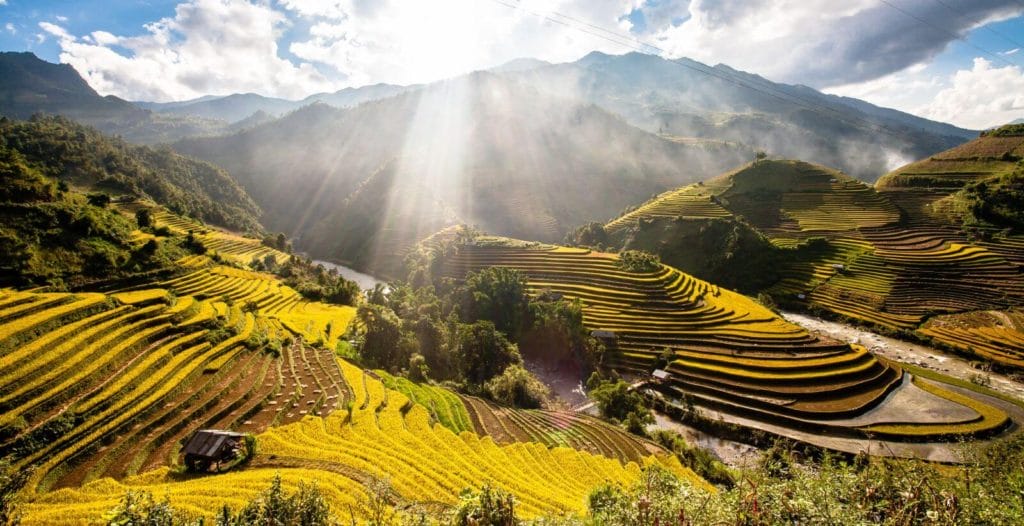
3, 28, 1024, 524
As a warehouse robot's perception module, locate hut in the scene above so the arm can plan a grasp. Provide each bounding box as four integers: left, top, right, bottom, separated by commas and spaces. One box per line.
183, 429, 246, 472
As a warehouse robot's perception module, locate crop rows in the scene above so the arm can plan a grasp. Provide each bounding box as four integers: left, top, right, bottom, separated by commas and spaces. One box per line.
155, 265, 355, 348
606, 184, 731, 233
376, 371, 474, 433
0, 282, 354, 494
778, 179, 900, 233
198, 231, 290, 266
459, 395, 656, 463
21, 359, 706, 524
436, 242, 1009, 441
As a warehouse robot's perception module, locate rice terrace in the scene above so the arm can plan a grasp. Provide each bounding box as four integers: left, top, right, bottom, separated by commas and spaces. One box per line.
3, 1, 1024, 525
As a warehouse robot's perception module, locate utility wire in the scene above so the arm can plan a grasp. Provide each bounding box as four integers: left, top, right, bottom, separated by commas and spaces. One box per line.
930, 0, 1024, 52
488, 0, 919, 141
877, 0, 1021, 68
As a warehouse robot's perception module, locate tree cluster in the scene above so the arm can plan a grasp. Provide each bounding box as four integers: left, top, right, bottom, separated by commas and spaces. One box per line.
0, 115, 262, 233
353, 267, 599, 408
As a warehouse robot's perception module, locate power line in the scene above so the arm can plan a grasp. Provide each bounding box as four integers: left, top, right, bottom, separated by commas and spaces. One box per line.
929, 0, 1024, 53
487, 0, 918, 142
877, 0, 1021, 68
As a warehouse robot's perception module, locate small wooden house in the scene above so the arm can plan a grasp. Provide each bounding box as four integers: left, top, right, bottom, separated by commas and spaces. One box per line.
183, 429, 246, 472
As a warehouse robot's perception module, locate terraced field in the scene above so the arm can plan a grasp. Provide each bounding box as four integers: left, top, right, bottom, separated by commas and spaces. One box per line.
376, 370, 659, 462
0, 284, 353, 494
153, 265, 354, 348
19, 358, 703, 523
434, 239, 1014, 446
114, 198, 290, 266
603, 157, 1024, 370
2, 206, 714, 523
459, 394, 657, 462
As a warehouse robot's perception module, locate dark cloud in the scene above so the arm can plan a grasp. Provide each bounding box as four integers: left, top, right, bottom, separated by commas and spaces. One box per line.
639, 0, 1022, 88
795, 0, 1023, 86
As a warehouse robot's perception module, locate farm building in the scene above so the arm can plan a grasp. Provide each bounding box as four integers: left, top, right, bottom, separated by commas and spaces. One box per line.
183, 429, 247, 472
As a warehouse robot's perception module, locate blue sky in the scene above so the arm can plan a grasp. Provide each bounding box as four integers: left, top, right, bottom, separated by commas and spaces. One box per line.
1, 0, 1023, 128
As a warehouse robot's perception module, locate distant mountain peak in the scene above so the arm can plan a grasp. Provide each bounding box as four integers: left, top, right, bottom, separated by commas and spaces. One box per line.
490, 57, 552, 74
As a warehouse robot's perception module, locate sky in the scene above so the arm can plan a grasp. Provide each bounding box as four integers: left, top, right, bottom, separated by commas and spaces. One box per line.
1, 0, 1023, 129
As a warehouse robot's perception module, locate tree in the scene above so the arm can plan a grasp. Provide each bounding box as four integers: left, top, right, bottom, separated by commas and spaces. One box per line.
454, 321, 521, 385
457, 267, 530, 338
86, 193, 111, 208
262, 254, 277, 273
484, 364, 550, 408
618, 250, 660, 272
357, 304, 408, 371
754, 150, 768, 163
589, 379, 653, 432
135, 208, 153, 228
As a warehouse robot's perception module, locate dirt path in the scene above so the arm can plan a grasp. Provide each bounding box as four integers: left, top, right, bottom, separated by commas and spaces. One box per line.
782, 311, 1024, 401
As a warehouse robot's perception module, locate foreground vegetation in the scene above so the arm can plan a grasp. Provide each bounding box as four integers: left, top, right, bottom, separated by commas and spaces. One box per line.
12, 431, 1024, 525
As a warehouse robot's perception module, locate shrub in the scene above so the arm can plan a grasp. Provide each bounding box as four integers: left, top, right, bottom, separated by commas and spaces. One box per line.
452, 485, 517, 526
617, 250, 660, 272
484, 364, 549, 409
589, 378, 653, 431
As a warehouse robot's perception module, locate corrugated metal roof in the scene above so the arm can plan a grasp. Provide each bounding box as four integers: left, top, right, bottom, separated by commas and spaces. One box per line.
183, 430, 244, 458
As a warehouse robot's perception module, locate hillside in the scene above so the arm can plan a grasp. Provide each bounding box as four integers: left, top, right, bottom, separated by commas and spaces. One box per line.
0, 52, 233, 144
174, 72, 752, 277
1, 136, 1022, 525
0, 141, 159, 287
511, 52, 974, 180
877, 124, 1024, 227
426, 234, 1017, 455
0, 195, 703, 523
0, 115, 262, 233
598, 157, 1024, 370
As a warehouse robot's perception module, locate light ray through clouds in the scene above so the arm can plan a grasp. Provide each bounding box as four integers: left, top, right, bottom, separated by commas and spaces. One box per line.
366, 77, 473, 271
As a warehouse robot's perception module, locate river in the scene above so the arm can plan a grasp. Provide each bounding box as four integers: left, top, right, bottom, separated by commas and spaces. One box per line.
781, 311, 1024, 400
313, 260, 386, 291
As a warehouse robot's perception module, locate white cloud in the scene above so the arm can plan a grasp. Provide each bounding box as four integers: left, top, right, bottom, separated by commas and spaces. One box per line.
918, 58, 1024, 129
39, 21, 73, 42
56, 15, 68, 22
45, 0, 335, 102
825, 64, 946, 114
0, 1, 8, 6
35, 0, 1024, 119
1001, 48, 1020, 55
282, 0, 634, 87
4, 23, 15, 35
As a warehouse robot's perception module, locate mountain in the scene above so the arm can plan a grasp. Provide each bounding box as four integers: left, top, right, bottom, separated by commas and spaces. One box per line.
0, 51, 141, 121
1, 115, 262, 233
490, 57, 552, 73
301, 83, 414, 111
138, 83, 414, 124
174, 72, 752, 275
508, 51, 975, 181
138, 93, 300, 124
0, 52, 228, 143
877, 123, 1024, 227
